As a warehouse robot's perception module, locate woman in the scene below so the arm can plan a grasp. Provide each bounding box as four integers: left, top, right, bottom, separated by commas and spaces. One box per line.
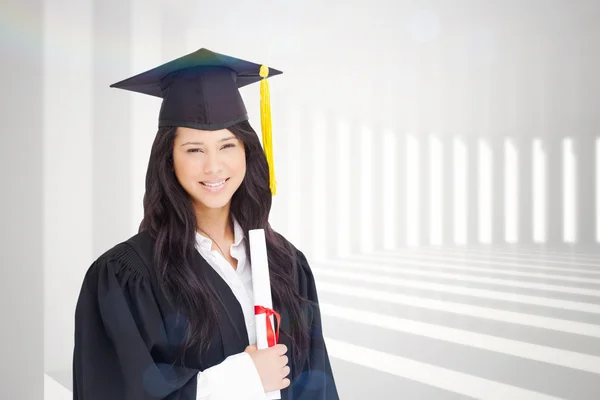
72, 48, 339, 399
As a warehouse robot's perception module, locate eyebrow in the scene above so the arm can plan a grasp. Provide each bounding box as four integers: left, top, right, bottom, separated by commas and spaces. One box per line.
181, 136, 236, 146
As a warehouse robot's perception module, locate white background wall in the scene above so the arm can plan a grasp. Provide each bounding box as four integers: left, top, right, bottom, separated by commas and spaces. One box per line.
35, 0, 600, 393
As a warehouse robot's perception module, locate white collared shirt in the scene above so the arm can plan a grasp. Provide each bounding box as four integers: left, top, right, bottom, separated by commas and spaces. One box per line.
195, 217, 257, 346
193, 217, 267, 400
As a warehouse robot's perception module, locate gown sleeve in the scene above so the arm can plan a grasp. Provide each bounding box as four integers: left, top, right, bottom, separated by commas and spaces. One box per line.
72, 244, 267, 400
293, 250, 340, 400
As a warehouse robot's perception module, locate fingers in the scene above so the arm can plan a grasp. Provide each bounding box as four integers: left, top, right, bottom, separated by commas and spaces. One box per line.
244, 344, 258, 353
280, 355, 288, 367
282, 366, 290, 377
275, 344, 287, 355
281, 378, 291, 389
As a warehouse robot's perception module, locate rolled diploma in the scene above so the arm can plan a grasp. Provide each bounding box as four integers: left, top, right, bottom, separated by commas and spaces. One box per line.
249, 229, 281, 399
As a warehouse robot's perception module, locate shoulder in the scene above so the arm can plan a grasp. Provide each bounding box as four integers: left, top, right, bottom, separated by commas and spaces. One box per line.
81, 230, 156, 290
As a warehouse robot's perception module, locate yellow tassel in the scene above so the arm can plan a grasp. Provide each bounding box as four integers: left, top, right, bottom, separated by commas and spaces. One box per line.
260, 64, 277, 196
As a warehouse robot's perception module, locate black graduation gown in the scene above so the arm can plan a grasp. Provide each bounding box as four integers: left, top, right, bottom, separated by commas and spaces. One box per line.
72, 230, 339, 399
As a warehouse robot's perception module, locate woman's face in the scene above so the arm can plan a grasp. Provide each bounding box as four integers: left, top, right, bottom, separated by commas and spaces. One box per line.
172, 126, 246, 212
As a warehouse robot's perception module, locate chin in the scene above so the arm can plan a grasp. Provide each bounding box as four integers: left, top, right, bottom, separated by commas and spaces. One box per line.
200, 201, 230, 210
193, 196, 232, 211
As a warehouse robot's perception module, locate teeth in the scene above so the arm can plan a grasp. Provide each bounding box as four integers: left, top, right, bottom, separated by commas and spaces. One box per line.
202, 180, 226, 187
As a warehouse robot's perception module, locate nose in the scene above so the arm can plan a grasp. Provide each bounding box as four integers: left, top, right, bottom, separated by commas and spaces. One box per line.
203, 150, 224, 175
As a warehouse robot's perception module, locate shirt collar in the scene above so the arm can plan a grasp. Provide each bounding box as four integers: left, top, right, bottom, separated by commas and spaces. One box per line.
195, 215, 245, 253
232, 215, 245, 246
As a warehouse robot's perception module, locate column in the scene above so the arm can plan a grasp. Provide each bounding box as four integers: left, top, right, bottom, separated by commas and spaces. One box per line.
0, 0, 43, 398
517, 135, 534, 246
92, 0, 133, 254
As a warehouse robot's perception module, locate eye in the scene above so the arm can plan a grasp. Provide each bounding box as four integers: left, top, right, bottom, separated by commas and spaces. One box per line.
221, 143, 235, 150
187, 148, 203, 153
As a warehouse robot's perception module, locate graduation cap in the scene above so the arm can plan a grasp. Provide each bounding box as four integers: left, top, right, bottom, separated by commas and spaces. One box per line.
110, 48, 280, 195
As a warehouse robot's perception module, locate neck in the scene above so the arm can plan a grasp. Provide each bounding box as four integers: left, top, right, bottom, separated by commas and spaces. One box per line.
195, 203, 234, 243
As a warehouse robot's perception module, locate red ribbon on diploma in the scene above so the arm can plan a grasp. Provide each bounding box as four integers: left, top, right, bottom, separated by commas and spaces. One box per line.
254, 305, 281, 347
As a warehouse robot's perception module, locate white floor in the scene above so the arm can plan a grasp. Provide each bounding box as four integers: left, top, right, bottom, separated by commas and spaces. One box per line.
45, 373, 71, 400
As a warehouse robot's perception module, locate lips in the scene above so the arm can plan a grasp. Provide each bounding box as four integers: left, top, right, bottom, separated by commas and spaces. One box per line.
201, 178, 228, 187
199, 178, 230, 191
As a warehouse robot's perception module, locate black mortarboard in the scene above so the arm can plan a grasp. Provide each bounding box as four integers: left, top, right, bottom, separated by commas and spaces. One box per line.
110, 48, 280, 194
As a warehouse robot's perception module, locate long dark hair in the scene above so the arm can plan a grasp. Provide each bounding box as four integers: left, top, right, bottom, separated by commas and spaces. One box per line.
138, 120, 312, 376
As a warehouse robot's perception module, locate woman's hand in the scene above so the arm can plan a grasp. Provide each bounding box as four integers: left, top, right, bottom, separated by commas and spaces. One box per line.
244, 344, 291, 392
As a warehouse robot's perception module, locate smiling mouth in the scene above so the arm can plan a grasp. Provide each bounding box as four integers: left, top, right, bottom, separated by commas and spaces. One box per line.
200, 178, 230, 188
